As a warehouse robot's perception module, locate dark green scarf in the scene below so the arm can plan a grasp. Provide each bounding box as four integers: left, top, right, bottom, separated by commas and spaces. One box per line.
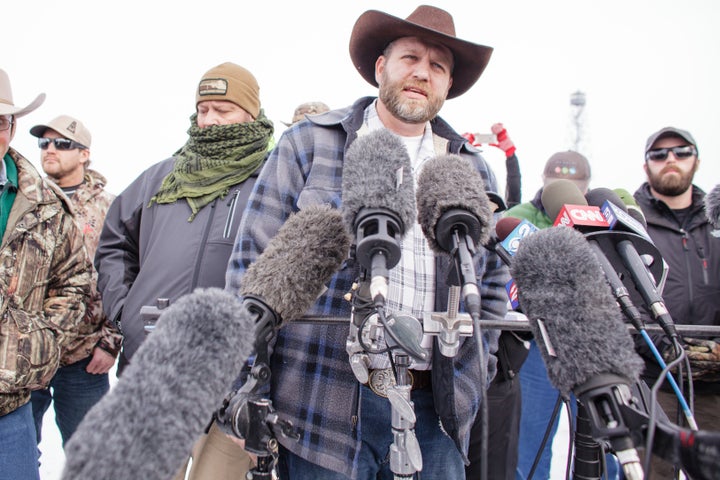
0, 154, 18, 242
149, 109, 274, 221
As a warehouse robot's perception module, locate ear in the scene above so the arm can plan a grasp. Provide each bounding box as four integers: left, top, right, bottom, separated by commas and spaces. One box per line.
642, 162, 649, 177
79, 148, 91, 166
374, 55, 386, 85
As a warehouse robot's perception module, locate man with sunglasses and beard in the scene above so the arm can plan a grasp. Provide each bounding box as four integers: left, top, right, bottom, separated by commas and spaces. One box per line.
633, 127, 720, 479
29, 116, 121, 452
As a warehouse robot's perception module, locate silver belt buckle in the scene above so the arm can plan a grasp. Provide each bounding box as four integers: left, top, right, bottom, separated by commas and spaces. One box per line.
367, 368, 414, 398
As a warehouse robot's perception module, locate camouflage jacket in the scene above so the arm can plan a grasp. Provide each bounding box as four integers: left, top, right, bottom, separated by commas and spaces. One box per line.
0, 149, 91, 416
58, 169, 122, 365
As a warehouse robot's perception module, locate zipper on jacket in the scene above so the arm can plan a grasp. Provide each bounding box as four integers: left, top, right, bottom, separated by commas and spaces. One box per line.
351, 382, 360, 432
224, 190, 241, 239
680, 230, 695, 304
697, 245, 709, 285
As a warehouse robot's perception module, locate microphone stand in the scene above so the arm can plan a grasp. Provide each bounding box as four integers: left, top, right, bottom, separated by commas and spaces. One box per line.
215, 298, 299, 480
573, 401, 603, 480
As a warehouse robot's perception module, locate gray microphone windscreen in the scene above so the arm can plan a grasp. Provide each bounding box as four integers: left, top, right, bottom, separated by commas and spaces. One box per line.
62, 288, 255, 480
510, 227, 644, 396
416, 154, 493, 252
541, 179, 588, 220
239, 204, 350, 323
705, 184, 720, 229
341, 129, 416, 234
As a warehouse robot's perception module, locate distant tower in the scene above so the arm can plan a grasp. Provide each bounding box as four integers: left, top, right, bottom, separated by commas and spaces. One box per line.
570, 90, 586, 153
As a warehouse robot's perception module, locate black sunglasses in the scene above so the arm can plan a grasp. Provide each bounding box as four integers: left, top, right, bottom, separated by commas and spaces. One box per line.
38, 137, 87, 151
645, 145, 696, 162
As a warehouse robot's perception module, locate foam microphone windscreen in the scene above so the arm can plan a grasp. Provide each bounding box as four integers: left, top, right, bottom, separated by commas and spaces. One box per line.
62, 288, 255, 480
239, 204, 351, 323
510, 227, 645, 396
540, 178, 588, 220
341, 128, 416, 233
705, 184, 720, 229
495, 216, 522, 241
585, 188, 627, 212
416, 154, 493, 252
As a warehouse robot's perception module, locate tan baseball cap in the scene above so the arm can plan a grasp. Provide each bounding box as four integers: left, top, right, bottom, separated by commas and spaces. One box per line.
30, 115, 91, 148
282, 101, 330, 126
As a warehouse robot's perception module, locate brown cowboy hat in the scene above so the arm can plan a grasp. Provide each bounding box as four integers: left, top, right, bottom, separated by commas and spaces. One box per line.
0, 68, 45, 118
349, 5, 493, 99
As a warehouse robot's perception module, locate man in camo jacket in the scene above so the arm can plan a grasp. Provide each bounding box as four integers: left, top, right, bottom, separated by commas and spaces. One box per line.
29, 115, 122, 450
0, 68, 91, 480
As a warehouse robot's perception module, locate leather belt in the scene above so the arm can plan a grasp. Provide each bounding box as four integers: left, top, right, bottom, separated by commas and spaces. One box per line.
366, 368, 432, 398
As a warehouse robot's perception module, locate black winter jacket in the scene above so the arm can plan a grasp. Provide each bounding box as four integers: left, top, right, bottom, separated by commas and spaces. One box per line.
634, 183, 720, 393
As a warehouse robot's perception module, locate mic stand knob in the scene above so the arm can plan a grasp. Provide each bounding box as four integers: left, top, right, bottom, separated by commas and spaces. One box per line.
422, 286, 473, 357
388, 354, 423, 478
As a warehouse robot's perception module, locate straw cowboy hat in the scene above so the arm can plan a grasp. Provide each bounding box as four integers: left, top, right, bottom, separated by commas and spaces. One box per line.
0, 68, 45, 118
349, 5, 493, 99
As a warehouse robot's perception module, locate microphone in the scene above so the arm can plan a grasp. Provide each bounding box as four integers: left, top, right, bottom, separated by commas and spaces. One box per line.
63, 205, 350, 480
341, 129, 416, 306
544, 180, 678, 341
239, 204, 352, 325
586, 188, 653, 242
613, 188, 648, 229
541, 179, 610, 231
416, 154, 494, 321
705, 184, 720, 229
62, 288, 256, 480
494, 216, 539, 266
511, 226, 646, 480
586, 189, 697, 429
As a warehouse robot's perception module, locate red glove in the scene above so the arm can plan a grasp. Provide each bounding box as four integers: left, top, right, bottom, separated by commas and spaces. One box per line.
490, 123, 516, 158
462, 132, 479, 146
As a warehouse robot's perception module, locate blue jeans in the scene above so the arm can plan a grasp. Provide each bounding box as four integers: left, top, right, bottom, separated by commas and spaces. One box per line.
278, 384, 464, 479
0, 402, 40, 480
31, 356, 109, 446
516, 341, 621, 480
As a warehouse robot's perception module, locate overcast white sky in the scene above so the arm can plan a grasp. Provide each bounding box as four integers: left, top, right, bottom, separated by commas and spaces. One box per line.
5, 0, 719, 201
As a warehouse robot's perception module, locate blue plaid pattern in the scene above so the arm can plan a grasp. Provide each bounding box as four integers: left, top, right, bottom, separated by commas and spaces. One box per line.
225, 97, 510, 478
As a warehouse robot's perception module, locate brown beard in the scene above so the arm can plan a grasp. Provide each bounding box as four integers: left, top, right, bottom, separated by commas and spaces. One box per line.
378, 71, 445, 124
647, 159, 698, 196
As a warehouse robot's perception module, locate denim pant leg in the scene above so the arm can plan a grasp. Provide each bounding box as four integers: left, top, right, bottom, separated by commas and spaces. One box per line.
516, 340, 563, 479
278, 384, 464, 480
30, 387, 52, 444
32, 356, 110, 446
0, 402, 40, 480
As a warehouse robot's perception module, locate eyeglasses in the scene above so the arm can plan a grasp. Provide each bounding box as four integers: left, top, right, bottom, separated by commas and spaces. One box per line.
38, 137, 87, 151
646, 145, 696, 162
0, 116, 14, 131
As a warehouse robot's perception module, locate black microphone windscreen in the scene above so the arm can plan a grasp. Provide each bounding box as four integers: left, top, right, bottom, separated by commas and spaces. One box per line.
510, 227, 644, 396
496, 216, 522, 241
239, 205, 350, 323
585, 188, 628, 212
705, 184, 720, 229
416, 154, 493, 252
62, 288, 255, 480
540, 179, 588, 220
341, 129, 416, 234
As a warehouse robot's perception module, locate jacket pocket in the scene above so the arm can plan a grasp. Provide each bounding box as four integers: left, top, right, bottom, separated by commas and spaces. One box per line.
0, 308, 61, 392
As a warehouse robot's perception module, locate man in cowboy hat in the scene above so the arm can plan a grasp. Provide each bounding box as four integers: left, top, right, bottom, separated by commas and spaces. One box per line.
226, 6, 507, 479
0, 68, 91, 479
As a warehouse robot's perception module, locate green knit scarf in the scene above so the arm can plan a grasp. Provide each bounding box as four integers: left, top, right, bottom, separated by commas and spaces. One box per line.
149, 110, 274, 221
